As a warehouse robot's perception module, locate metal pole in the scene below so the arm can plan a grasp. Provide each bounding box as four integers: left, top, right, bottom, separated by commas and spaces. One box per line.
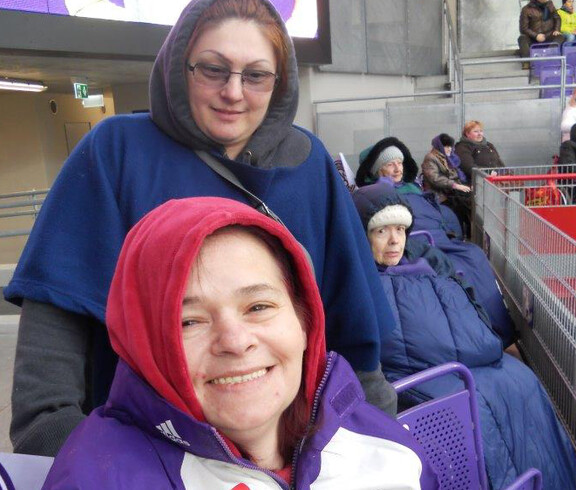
460, 62, 465, 129
561, 57, 567, 115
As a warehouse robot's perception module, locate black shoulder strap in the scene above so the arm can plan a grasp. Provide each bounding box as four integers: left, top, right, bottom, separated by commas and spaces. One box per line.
195, 150, 285, 226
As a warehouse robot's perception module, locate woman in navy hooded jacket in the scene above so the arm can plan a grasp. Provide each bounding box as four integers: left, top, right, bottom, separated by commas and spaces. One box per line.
43, 197, 438, 489
5, 0, 397, 457
352, 182, 576, 490
356, 136, 515, 347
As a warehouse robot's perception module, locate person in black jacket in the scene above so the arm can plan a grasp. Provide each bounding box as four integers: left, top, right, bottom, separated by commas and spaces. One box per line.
519, 0, 563, 69
454, 120, 505, 183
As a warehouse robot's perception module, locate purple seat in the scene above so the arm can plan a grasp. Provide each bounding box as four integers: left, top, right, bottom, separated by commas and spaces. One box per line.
562, 40, 576, 70
0, 452, 54, 490
409, 230, 436, 246
529, 42, 561, 77
540, 65, 575, 98
393, 362, 543, 490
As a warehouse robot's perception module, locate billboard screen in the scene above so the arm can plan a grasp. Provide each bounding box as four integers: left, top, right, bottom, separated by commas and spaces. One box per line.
0, 0, 318, 39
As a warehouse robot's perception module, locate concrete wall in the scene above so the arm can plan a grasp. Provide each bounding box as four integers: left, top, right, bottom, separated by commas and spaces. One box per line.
0, 91, 112, 263
459, 0, 521, 54
111, 83, 150, 115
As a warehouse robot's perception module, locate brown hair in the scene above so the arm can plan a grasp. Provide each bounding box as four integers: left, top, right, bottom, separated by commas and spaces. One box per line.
188, 0, 290, 99
462, 120, 484, 138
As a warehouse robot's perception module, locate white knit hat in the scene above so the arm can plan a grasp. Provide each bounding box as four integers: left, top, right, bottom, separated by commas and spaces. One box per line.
371, 146, 404, 177
367, 204, 413, 231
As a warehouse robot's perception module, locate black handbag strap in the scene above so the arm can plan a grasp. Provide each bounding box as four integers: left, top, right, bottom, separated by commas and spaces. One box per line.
195, 150, 315, 273
195, 150, 285, 226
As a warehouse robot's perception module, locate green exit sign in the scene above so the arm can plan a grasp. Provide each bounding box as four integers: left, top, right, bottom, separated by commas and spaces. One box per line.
73, 83, 88, 99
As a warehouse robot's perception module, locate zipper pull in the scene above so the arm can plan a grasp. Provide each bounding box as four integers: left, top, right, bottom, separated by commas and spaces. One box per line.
243, 150, 253, 165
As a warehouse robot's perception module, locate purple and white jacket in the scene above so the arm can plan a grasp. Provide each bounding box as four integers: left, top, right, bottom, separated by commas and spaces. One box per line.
43, 353, 438, 489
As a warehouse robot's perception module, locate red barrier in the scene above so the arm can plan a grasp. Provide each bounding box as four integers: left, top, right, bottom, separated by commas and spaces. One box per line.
532, 206, 576, 241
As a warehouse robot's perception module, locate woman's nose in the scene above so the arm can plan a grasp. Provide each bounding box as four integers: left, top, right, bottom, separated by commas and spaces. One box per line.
220, 73, 244, 102
388, 230, 400, 244
211, 316, 256, 355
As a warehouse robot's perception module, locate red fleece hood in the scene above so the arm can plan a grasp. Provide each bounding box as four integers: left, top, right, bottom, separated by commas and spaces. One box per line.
106, 197, 326, 423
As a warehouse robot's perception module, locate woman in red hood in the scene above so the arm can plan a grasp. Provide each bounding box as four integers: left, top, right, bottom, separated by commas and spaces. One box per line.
43, 197, 437, 489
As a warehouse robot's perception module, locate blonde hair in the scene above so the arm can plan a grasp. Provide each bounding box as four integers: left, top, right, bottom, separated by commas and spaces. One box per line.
462, 120, 484, 138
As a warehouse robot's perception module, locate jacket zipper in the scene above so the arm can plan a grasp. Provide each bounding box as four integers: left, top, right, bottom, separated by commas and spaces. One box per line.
209, 352, 336, 490
288, 351, 336, 489
211, 425, 287, 489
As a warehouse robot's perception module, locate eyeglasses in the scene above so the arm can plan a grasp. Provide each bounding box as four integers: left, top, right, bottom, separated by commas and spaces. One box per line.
187, 62, 279, 92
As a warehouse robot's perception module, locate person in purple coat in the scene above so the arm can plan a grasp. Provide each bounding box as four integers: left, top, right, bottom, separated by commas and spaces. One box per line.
43, 197, 438, 489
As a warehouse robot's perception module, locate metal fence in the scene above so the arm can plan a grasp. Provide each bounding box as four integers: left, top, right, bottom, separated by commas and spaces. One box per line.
473, 165, 576, 446
0, 190, 48, 238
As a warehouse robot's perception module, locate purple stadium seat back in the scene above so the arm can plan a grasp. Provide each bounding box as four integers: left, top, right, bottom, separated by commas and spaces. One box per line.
392, 363, 543, 490
397, 391, 482, 489
562, 41, 576, 70
409, 230, 436, 246
393, 362, 487, 489
540, 66, 575, 98
504, 468, 543, 490
530, 42, 561, 77
0, 453, 53, 490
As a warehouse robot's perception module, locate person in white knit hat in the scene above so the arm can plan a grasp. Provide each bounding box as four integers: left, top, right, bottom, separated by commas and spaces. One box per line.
365, 202, 412, 266
353, 181, 413, 267
370, 145, 405, 183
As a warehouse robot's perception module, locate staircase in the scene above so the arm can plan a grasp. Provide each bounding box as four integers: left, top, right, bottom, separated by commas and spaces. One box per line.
415, 50, 539, 103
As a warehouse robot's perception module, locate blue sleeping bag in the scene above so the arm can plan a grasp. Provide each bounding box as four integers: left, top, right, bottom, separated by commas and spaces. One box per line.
397, 185, 515, 347
379, 257, 576, 490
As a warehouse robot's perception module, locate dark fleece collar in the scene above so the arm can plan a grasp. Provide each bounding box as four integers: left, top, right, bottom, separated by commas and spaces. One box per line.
356, 137, 419, 187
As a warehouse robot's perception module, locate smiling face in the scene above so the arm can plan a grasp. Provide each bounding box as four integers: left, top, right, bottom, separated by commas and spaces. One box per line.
182, 228, 307, 456
466, 125, 484, 143
378, 158, 404, 183
368, 224, 407, 266
186, 19, 277, 160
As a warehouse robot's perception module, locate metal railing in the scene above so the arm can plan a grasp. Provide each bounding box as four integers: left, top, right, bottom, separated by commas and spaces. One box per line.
459, 56, 572, 127
473, 166, 576, 447
442, 0, 461, 96
313, 1, 572, 137
0, 189, 48, 238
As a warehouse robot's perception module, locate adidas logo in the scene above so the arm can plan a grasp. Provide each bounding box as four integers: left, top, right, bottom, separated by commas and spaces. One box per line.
156, 419, 191, 447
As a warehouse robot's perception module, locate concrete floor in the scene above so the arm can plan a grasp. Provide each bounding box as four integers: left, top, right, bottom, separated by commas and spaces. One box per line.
0, 315, 18, 453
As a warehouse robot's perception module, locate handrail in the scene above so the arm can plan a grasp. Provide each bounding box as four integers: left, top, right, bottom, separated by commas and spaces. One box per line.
0, 199, 45, 211
0, 189, 49, 200
460, 55, 568, 117
487, 173, 576, 183
442, 0, 461, 94
0, 189, 48, 239
314, 55, 570, 105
